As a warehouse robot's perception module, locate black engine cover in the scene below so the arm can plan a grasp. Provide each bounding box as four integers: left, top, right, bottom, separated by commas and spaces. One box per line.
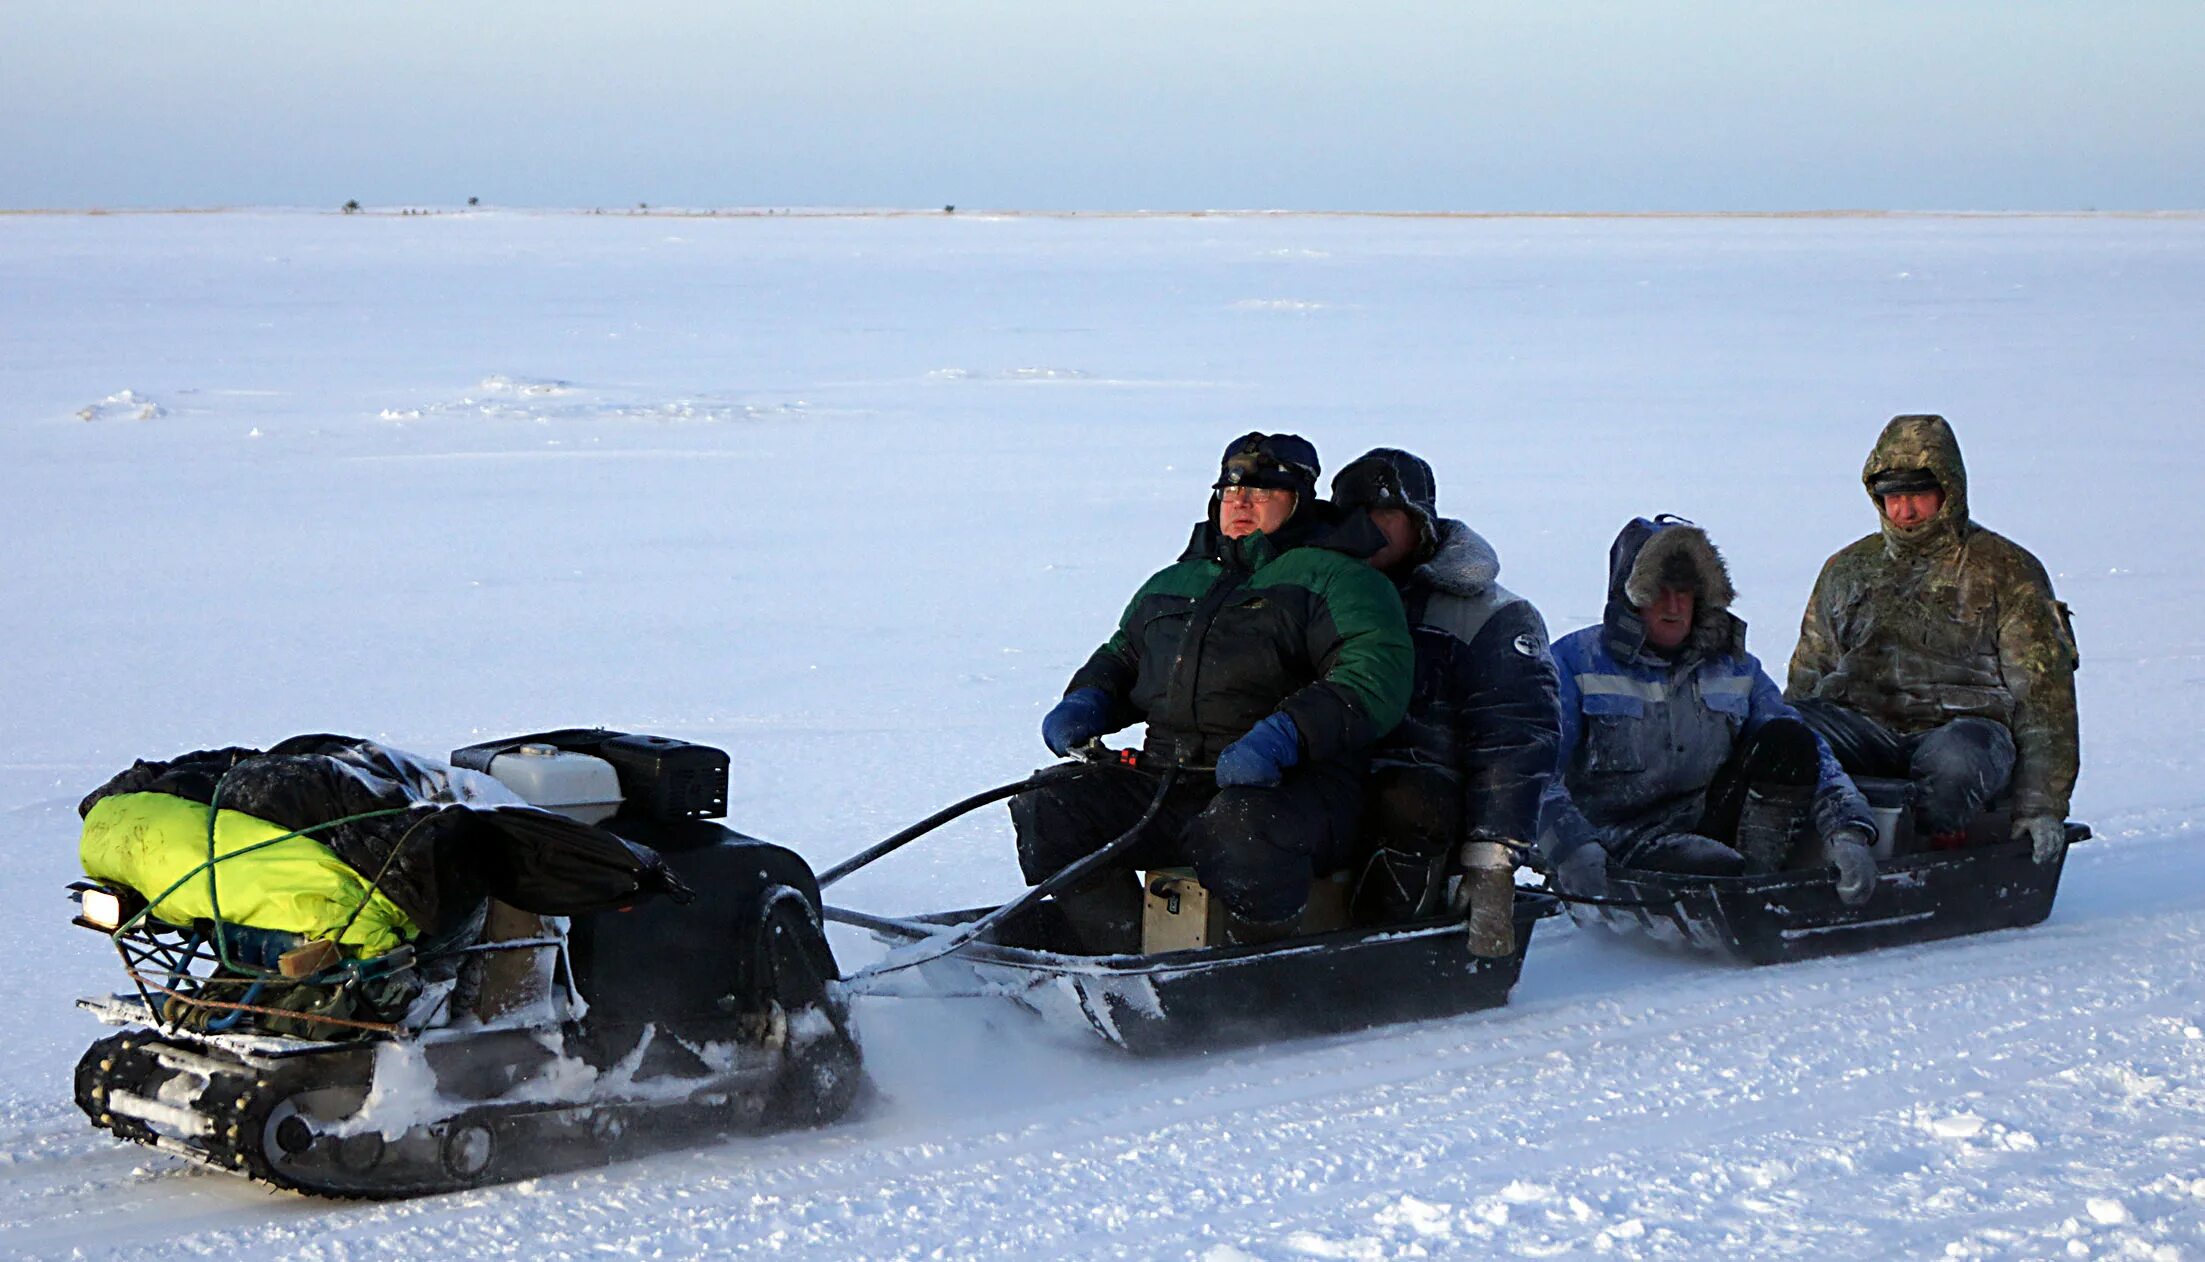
568, 818, 831, 1034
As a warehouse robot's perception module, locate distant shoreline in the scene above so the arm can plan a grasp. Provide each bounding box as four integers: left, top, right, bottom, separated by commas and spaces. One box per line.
3, 206, 2199, 220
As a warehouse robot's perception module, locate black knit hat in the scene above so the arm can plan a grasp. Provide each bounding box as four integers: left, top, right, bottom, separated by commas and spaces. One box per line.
1213, 432, 1321, 496
1335, 445, 1437, 520
1333, 448, 1440, 564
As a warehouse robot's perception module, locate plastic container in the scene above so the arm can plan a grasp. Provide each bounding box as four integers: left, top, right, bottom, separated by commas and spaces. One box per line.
450, 729, 729, 823
1868, 804, 1904, 859
484, 744, 623, 824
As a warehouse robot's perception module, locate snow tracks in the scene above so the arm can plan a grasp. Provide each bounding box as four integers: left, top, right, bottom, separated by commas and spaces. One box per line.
3, 832, 2201, 1261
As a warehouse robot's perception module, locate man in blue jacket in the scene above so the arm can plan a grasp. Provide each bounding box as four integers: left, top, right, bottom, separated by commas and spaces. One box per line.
1540, 517, 1879, 905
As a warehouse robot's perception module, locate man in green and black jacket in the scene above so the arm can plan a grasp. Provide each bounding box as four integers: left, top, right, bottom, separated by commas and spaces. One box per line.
1011, 433, 1414, 949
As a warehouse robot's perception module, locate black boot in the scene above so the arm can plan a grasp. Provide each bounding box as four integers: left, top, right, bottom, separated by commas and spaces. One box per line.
1733, 782, 1813, 875
1630, 832, 1749, 876
1352, 847, 1448, 923
1221, 907, 1299, 947
1050, 874, 1142, 955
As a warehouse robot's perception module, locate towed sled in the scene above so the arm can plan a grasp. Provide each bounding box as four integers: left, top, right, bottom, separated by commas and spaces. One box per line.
832, 893, 1554, 1055
70, 730, 859, 1199
821, 749, 1558, 1054
1574, 776, 2091, 965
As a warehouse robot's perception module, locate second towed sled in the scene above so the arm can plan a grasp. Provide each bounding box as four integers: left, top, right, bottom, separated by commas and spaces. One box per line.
823, 748, 1557, 1054
1573, 776, 2091, 965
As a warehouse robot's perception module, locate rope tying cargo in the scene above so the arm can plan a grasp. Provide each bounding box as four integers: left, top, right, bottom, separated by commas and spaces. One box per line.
100, 766, 444, 1032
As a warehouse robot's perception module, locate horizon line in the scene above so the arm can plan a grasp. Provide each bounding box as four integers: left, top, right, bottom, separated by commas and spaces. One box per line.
4, 205, 2202, 221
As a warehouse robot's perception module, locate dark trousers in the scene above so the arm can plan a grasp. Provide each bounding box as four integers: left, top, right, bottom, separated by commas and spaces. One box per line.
1011, 761, 1365, 924
1359, 765, 1481, 922
1624, 718, 1821, 875
1697, 716, 1822, 843
1364, 765, 1462, 859
1793, 698, 2015, 835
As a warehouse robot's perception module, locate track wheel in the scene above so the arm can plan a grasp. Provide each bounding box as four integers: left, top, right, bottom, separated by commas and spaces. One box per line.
74, 1033, 156, 1143
756, 892, 861, 1128
766, 1033, 861, 1129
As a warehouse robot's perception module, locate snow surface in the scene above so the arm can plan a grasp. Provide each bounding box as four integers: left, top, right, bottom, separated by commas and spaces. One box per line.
3, 209, 2202, 1259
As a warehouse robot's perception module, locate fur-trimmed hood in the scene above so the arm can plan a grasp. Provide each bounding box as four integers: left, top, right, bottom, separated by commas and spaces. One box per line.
1862, 413, 1972, 557
1601, 517, 1744, 663
1618, 521, 1736, 611
1411, 518, 1501, 598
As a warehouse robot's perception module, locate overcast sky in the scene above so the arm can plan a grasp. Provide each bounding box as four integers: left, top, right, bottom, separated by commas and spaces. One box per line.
5, 1, 2201, 211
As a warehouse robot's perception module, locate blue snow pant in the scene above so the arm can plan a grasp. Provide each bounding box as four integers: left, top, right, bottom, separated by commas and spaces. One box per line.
1792, 699, 2017, 836
1623, 717, 1825, 876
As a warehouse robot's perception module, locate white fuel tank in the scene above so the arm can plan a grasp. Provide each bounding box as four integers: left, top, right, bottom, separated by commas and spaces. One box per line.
482, 743, 623, 825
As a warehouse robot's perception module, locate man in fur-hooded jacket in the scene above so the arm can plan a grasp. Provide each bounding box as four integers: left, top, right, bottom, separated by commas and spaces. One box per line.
1541, 517, 1880, 905
1787, 414, 2079, 863
1329, 449, 1559, 957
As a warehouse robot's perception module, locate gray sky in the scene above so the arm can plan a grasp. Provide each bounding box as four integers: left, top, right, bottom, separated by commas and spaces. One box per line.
5, 1, 2201, 211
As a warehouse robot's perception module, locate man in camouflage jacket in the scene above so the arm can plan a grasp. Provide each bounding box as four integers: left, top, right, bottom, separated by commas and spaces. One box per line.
1011, 433, 1414, 949
1787, 414, 2079, 863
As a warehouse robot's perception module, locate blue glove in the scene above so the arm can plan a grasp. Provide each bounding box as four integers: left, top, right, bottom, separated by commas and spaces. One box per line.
1215, 713, 1301, 788
1042, 688, 1114, 757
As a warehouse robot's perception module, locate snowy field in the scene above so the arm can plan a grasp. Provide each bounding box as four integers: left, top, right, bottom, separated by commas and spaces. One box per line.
3, 209, 2202, 1259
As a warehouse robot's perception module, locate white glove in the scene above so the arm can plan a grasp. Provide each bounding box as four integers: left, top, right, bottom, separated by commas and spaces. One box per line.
1459, 840, 1519, 959
1461, 839, 1515, 872
1826, 828, 1878, 907
1552, 843, 1610, 900
2015, 815, 2067, 866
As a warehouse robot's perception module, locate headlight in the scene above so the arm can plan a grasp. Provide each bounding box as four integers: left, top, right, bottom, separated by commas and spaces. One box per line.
82, 887, 124, 930
70, 882, 145, 932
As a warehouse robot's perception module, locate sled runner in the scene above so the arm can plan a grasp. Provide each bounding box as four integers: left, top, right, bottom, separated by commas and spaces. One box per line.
831, 891, 1555, 1054
70, 730, 859, 1199
1573, 776, 2091, 965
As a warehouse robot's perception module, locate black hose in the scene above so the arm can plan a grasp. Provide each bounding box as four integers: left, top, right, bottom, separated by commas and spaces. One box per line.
817, 762, 1090, 889
842, 764, 1181, 986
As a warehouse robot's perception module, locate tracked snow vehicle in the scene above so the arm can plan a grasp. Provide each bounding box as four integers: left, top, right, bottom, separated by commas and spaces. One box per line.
1573, 776, 2092, 964
70, 730, 859, 1198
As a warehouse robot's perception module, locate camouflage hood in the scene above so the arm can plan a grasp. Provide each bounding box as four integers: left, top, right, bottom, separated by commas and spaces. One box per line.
1864, 413, 1971, 558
